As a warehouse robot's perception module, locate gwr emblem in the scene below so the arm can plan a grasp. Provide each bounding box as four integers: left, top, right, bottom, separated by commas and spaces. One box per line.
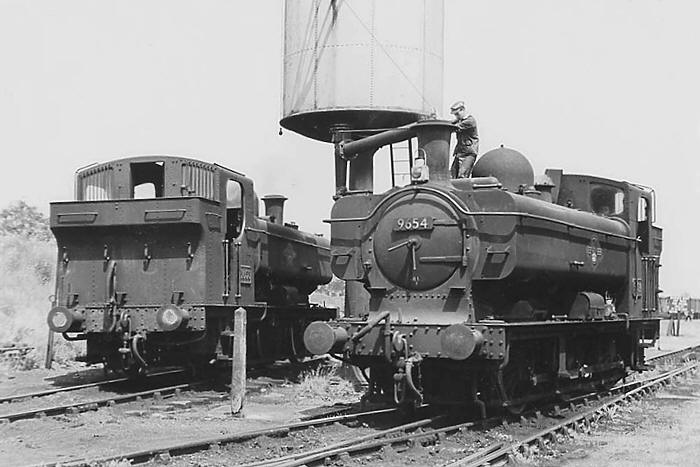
586, 237, 603, 267
283, 244, 297, 268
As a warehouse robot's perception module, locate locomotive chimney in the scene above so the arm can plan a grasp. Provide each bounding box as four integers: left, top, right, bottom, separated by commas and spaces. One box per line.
262, 195, 287, 225
413, 120, 456, 184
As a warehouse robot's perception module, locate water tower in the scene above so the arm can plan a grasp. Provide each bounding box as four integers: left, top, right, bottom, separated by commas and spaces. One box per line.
280, 0, 445, 193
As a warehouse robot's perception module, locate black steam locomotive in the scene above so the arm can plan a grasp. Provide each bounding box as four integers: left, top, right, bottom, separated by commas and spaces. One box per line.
47, 155, 335, 373
304, 121, 661, 414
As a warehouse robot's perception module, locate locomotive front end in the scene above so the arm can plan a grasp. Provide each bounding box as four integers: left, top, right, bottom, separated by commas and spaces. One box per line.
304, 122, 501, 405
307, 181, 513, 405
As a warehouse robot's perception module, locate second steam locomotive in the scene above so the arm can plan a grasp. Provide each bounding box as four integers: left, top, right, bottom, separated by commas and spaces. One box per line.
47, 155, 335, 373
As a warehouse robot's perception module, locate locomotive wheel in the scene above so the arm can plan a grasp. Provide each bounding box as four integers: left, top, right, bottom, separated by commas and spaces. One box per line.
494, 357, 551, 415
495, 365, 531, 415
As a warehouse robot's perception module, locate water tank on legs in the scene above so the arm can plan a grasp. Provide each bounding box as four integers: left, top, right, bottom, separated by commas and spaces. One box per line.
280, 0, 444, 142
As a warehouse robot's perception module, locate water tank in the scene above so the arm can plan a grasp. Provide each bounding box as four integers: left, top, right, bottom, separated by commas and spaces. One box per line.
281, 0, 444, 142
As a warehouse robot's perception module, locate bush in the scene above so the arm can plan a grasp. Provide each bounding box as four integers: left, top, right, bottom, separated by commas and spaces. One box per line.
0, 202, 83, 372
293, 362, 360, 403
0, 200, 52, 241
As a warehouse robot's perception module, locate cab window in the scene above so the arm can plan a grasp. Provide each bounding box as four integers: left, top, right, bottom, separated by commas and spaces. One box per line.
638, 192, 656, 223
590, 184, 624, 216
638, 197, 648, 222
131, 161, 164, 198
226, 180, 243, 238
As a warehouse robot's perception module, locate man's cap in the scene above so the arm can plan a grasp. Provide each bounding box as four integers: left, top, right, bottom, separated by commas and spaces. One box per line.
450, 100, 465, 112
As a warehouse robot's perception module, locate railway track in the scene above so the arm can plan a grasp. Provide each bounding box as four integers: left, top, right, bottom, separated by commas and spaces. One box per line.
647, 344, 699, 364
1, 354, 328, 410
1, 357, 331, 424
445, 360, 700, 466
20, 347, 698, 466
0, 368, 185, 404
0, 381, 197, 423
35, 406, 402, 467
241, 346, 700, 467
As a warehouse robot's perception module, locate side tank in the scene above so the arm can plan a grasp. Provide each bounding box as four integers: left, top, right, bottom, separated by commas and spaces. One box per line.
254, 220, 332, 299
253, 195, 332, 304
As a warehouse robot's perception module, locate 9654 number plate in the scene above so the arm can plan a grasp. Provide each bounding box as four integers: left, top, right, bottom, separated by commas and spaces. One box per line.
394, 217, 433, 231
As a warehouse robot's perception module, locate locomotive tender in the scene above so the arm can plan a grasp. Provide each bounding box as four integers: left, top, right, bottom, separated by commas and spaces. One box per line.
47, 155, 335, 373
303, 121, 661, 413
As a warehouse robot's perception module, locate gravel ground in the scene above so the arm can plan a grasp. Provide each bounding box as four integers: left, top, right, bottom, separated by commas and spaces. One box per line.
0, 360, 361, 466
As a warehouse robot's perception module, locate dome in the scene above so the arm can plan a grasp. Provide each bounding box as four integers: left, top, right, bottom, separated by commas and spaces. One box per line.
472, 147, 534, 192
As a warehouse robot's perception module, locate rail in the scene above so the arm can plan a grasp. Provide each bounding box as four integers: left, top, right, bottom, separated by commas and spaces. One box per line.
0, 368, 184, 404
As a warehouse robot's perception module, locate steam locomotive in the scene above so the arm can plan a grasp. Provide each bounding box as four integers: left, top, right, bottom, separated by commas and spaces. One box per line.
47, 155, 335, 374
303, 121, 661, 414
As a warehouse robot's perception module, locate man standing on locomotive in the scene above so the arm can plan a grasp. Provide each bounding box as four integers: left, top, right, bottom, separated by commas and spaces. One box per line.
449, 100, 479, 178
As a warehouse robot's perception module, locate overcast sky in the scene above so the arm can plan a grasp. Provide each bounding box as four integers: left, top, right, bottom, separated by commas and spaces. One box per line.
1, 1, 698, 296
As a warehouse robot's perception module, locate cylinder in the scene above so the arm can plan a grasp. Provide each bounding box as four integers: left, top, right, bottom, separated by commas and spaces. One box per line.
262, 195, 288, 225
281, 0, 444, 142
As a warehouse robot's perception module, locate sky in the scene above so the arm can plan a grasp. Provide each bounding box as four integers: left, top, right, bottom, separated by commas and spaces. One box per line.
0, 0, 698, 296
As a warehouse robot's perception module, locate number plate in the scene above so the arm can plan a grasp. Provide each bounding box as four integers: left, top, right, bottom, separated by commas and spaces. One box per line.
393, 217, 434, 232
239, 265, 252, 285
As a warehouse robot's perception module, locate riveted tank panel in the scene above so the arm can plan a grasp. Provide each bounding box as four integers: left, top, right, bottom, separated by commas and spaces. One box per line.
281, 0, 444, 142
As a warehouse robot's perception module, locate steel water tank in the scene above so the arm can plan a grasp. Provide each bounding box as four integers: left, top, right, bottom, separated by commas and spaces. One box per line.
281, 0, 444, 142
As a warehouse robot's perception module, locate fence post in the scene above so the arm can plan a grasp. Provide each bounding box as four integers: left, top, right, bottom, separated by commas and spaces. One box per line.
230, 307, 247, 415
44, 330, 54, 369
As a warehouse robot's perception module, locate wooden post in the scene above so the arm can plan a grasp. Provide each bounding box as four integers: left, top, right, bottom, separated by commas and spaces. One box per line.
230, 307, 247, 415
44, 330, 54, 369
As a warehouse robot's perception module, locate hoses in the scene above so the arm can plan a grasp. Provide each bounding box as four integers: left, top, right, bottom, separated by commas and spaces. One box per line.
392, 336, 423, 405
404, 354, 423, 404
393, 375, 406, 405
130, 334, 148, 368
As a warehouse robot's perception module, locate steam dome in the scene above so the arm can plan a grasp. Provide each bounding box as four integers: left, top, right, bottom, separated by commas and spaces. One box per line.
472, 147, 534, 192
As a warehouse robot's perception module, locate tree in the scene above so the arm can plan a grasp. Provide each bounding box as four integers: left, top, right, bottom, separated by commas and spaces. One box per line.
0, 201, 52, 241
